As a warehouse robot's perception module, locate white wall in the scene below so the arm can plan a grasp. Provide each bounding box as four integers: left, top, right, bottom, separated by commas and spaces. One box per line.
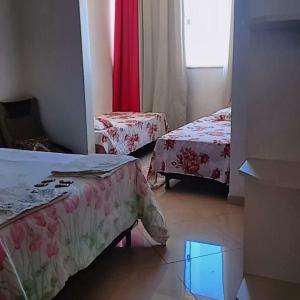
228, 0, 250, 198
246, 29, 300, 162
0, 0, 113, 154
20, 0, 88, 154
187, 68, 229, 121
78, 0, 114, 153
229, 0, 300, 198
0, 0, 25, 100
85, 0, 114, 116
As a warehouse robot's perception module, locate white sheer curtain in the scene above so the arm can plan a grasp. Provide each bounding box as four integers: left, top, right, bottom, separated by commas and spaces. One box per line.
139, 0, 187, 130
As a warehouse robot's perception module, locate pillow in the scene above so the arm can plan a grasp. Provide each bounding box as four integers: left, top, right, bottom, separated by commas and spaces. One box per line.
94, 117, 113, 130
213, 107, 231, 121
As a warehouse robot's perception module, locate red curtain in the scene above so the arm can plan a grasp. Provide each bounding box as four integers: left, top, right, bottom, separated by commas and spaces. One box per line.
113, 0, 140, 112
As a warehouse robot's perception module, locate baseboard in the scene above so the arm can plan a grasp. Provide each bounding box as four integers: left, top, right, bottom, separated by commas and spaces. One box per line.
227, 195, 245, 206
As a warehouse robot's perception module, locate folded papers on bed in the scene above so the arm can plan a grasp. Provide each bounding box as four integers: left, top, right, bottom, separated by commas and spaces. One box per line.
51, 154, 137, 176
0, 154, 137, 225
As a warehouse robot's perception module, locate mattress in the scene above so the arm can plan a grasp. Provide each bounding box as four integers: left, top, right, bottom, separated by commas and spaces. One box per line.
0, 149, 168, 300
148, 113, 231, 186
94, 112, 168, 154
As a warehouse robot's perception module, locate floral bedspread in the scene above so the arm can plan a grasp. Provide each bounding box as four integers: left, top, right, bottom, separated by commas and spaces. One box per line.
148, 115, 231, 186
0, 150, 168, 300
95, 112, 168, 154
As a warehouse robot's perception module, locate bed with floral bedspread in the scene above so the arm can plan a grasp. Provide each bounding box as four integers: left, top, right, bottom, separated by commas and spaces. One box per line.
94, 112, 168, 155
0, 149, 168, 300
148, 108, 231, 187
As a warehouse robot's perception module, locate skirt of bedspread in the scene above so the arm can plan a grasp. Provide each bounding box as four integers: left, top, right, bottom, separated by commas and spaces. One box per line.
0, 159, 168, 300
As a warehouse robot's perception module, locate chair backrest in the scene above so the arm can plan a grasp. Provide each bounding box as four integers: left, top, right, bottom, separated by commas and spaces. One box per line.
0, 98, 46, 147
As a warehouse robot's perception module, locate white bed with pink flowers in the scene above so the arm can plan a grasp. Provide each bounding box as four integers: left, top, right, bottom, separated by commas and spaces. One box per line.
147, 108, 231, 188
0, 149, 168, 300
94, 112, 168, 155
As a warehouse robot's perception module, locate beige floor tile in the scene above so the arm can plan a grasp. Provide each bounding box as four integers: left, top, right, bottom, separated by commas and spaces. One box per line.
57, 248, 243, 300
141, 214, 241, 263
56, 262, 197, 300
86, 246, 165, 281
102, 227, 166, 277
158, 188, 243, 225
212, 212, 244, 246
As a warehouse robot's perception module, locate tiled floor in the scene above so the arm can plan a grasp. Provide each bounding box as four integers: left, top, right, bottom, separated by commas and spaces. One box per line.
56, 154, 244, 300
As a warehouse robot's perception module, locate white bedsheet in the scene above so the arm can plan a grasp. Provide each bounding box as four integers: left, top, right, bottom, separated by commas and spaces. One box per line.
0, 149, 79, 189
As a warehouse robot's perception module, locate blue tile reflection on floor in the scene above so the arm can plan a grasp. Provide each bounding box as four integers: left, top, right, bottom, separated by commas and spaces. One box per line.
185, 241, 224, 300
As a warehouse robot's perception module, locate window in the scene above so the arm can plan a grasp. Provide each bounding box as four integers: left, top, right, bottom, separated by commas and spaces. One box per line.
184, 0, 232, 68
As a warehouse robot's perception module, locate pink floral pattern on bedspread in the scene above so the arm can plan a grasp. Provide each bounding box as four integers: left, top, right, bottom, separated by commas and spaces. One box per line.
148, 116, 231, 186
0, 160, 168, 300
95, 112, 168, 154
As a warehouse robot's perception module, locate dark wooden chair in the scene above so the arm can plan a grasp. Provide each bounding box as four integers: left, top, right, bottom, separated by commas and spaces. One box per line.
0, 98, 71, 153
0, 131, 5, 148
